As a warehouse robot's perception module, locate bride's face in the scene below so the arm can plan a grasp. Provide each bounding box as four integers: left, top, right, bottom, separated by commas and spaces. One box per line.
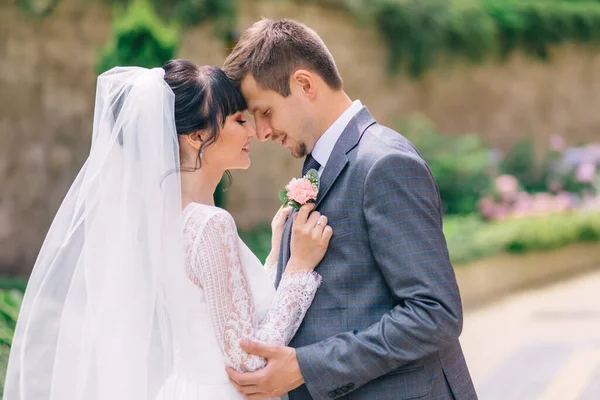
203, 111, 256, 170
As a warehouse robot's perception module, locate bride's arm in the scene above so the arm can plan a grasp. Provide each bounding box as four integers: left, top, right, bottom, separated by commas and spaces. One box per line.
189, 209, 321, 372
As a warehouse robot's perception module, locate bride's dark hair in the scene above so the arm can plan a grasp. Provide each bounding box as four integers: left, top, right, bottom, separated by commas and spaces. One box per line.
162, 59, 247, 174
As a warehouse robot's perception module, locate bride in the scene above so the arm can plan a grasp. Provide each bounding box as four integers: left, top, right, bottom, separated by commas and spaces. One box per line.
3, 60, 332, 399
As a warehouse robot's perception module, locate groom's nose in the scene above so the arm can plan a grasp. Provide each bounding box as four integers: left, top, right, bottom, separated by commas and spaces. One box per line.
255, 120, 273, 142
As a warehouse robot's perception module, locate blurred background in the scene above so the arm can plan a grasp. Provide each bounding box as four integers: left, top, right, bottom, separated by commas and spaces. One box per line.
1, 0, 600, 398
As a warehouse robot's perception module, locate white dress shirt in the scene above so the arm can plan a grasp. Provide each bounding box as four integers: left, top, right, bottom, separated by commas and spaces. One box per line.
311, 100, 363, 177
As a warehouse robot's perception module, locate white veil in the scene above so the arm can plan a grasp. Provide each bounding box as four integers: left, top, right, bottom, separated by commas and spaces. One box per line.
4, 67, 194, 399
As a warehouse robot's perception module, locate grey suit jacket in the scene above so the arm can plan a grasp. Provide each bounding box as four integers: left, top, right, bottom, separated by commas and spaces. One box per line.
276, 108, 477, 400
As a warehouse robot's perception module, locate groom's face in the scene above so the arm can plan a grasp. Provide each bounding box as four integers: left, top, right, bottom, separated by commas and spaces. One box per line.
241, 75, 314, 158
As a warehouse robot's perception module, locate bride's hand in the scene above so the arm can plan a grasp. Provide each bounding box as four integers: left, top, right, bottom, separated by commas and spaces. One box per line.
265, 205, 293, 265
287, 203, 333, 272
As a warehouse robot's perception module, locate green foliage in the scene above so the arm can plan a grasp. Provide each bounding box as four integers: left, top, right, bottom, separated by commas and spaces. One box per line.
500, 137, 547, 192
242, 210, 600, 267
238, 224, 272, 263
0, 290, 22, 348
16, 0, 60, 16
445, 210, 600, 264
96, 0, 179, 74
0, 287, 24, 396
374, 0, 495, 77
342, 0, 600, 77
110, 0, 237, 36
214, 176, 228, 209
152, 0, 237, 36
0, 341, 9, 396
399, 115, 492, 214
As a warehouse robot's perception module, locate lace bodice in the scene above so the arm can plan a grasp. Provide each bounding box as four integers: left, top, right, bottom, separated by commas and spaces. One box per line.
182, 203, 321, 372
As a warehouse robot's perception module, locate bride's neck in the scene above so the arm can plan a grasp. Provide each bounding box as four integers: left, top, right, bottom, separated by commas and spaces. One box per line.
180, 163, 224, 209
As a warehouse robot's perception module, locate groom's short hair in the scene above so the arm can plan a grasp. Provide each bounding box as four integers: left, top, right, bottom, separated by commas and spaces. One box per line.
223, 18, 343, 97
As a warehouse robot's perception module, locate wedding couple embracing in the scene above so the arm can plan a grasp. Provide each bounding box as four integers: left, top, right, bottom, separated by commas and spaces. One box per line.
4, 19, 477, 400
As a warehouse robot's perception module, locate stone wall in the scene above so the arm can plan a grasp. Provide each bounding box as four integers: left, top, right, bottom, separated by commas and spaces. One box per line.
2, 0, 600, 274
0, 0, 112, 274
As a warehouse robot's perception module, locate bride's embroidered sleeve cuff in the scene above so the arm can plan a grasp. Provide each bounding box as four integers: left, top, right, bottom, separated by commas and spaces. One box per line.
281, 270, 322, 289
263, 260, 278, 285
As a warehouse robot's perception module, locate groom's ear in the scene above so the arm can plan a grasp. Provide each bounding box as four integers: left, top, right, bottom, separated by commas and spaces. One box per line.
292, 70, 316, 99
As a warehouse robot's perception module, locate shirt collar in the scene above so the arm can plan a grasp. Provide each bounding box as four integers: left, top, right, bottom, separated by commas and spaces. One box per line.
311, 100, 363, 169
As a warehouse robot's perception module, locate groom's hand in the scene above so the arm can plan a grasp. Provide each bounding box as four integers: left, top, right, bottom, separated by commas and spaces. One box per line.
226, 339, 305, 400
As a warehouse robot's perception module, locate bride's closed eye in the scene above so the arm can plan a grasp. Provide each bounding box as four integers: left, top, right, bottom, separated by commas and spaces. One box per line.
236, 119, 247, 125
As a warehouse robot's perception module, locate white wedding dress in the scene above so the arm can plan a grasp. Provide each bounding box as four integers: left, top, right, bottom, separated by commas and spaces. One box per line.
156, 202, 321, 399
4, 67, 318, 400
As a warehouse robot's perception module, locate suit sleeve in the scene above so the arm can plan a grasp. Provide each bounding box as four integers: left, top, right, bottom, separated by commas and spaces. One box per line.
295, 152, 463, 399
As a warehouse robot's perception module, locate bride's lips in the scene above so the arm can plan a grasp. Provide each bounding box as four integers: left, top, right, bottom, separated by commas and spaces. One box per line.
242, 142, 250, 153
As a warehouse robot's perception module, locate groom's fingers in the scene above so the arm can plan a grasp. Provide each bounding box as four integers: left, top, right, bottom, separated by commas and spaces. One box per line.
240, 338, 277, 358
226, 367, 261, 387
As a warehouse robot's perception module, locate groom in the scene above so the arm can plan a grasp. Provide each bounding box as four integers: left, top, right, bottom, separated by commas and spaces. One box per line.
223, 19, 476, 400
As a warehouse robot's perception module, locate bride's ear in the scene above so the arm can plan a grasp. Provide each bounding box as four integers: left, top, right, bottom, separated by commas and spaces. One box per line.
185, 130, 204, 151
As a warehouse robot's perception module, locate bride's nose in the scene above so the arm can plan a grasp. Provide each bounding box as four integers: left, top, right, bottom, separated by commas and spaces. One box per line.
246, 121, 257, 139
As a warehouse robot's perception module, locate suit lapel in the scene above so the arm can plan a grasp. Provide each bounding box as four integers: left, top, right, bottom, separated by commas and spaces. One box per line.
276, 107, 376, 285
315, 107, 376, 208
276, 209, 295, 288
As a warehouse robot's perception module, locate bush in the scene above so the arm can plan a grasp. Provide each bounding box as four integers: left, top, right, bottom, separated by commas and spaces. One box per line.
96, 0, 179, 74
238, 223, 272, 263
0, 288, 24, 395
500, 138, 547, 192
242, 210, 600, 266
446, 210, 600, 264
399, 115, 493, 214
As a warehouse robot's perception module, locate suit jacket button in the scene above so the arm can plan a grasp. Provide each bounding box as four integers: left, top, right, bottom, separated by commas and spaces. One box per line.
334, 388, 344, 396
341, 387, 349, 393
328, 391, 336, 398
347, 382, 355, 389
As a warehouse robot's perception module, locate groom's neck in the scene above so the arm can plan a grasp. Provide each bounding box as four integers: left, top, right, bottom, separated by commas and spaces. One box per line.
316, 90, 354, 139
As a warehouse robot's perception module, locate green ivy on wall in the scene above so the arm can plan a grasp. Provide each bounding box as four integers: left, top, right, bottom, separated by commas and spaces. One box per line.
16, 0, 61, 16
339, 0, 600, 77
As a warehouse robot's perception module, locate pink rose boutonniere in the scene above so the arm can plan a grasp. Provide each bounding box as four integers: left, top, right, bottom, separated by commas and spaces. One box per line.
279, 169, 320, 210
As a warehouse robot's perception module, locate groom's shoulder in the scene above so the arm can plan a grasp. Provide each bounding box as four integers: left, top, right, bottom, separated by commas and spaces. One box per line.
354, 121, 423, 169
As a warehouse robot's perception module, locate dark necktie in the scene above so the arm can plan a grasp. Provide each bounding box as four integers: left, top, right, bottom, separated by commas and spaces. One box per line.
302, 154, 321, 176
276, 154, 321, 288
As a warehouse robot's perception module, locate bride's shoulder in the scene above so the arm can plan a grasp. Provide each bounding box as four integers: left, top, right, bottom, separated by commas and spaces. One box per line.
183, 202, 237, 231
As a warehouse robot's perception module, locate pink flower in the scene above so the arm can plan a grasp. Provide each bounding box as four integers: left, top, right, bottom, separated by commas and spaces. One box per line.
576, 162, 596, 183
286, 178, 318, 205
495, 175, 519, 200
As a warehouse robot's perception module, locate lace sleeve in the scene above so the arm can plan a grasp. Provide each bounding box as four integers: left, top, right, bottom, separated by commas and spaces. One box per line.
189, 209, 321, 372
263, 259, 278, 285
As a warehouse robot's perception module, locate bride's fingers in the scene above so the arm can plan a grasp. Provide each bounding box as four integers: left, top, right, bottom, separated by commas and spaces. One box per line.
294, 203, 315, 224
321, 225, 333, 243
305, 210, 321, 230
312, 215, 328, 237
279, 205, 292, 219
